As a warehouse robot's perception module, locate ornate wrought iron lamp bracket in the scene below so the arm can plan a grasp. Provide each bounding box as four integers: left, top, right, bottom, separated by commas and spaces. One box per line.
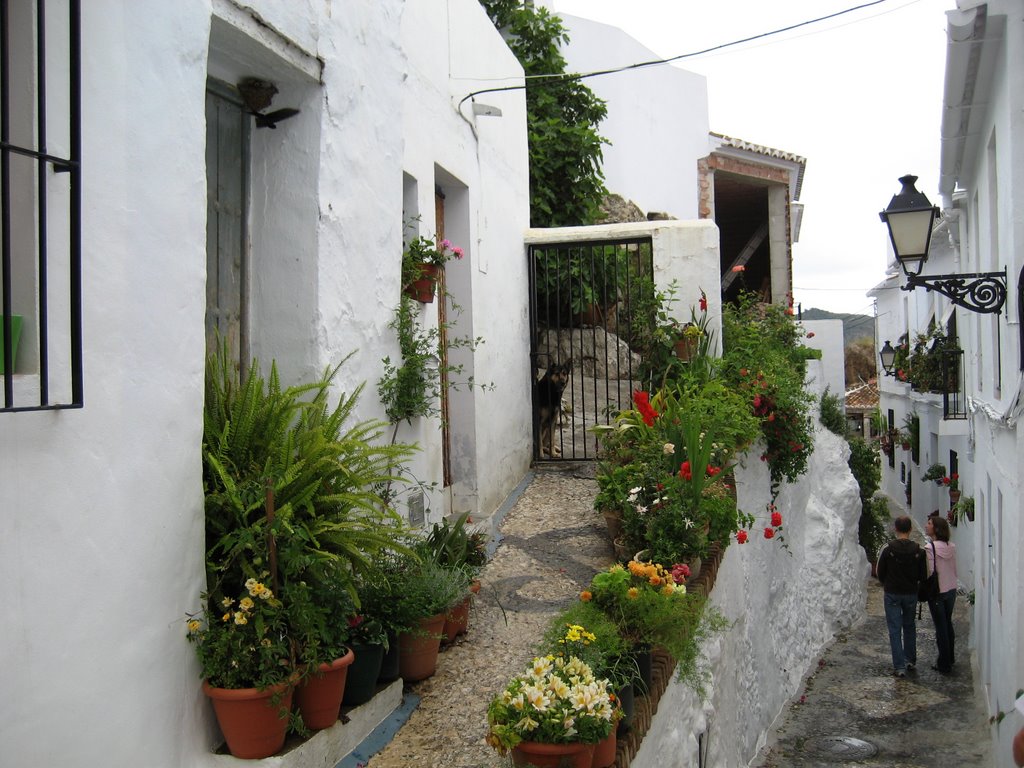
902, 269, 1007, 315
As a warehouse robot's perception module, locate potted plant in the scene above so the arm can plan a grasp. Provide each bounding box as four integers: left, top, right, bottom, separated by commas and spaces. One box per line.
942, 473, 961, 504
401, 229, 463, 303
341, 610, 390, 706
186, 575, 297, 759
922, 462, 947, 485
370, 548, 469, 682
422, 511, 488, 642
486, 655, 616, 767
293, 577, 357, 730
952, 495, 975, 524
538, 602, 632, 758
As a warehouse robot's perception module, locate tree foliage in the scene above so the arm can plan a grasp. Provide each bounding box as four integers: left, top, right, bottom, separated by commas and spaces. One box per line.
478, 0, 608, 227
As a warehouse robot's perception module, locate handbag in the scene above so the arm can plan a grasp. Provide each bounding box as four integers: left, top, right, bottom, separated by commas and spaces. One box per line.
918, 541, 940, 602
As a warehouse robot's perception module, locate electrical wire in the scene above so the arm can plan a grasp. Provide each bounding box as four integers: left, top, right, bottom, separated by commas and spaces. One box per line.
458, 0, 892, 107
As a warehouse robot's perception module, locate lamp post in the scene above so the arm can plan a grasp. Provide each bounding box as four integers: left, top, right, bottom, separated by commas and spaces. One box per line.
879, 175, 1006, 314
879, 340, 896, 377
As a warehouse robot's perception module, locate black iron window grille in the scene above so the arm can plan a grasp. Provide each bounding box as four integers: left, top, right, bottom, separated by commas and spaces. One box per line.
1, 0, 82, 412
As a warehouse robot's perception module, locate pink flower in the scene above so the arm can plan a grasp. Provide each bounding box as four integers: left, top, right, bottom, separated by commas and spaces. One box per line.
736, 530, 748, 544
731, 265, 746, 273
440, 239, 452, 250
452, 246, 464, 259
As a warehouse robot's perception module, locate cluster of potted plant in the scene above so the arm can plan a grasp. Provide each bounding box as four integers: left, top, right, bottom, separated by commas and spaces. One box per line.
188, 345, 488, 759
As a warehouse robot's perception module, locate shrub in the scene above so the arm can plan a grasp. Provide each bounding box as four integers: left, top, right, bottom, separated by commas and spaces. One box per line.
819, 387, 848, 437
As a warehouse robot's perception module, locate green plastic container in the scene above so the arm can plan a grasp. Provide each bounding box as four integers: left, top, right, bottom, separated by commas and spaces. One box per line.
0, 314, 23, 374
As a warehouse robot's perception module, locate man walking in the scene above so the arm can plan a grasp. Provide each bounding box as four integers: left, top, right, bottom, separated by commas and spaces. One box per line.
876, 515, 926, 677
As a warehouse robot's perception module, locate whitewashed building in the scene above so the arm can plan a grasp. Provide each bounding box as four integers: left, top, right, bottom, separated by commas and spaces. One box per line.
0, 1, 531, 765
872, 0, 1024, 759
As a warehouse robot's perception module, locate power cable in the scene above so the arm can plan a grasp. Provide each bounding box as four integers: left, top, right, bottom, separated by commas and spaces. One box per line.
458, 0, 892, 107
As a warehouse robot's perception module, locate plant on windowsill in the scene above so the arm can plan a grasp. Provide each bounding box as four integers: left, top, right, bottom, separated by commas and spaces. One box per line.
922, 462, 947, 485
401, 229, 464, 304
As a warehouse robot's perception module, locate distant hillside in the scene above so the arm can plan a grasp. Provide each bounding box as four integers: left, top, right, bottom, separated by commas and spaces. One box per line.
801, 308, 874, 346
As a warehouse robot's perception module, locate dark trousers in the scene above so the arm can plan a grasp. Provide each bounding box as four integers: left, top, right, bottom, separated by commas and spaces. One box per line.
928, 588, 956, 671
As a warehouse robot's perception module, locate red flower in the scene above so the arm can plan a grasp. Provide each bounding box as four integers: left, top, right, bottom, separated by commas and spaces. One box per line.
731, 265, 745, 273
740, 368, 749, 377
785, 307, 794, 316
670, 563, 691, 583
706, 465, 721, 477
771, 511, 783, 527
764, 527, 776, 540
699, 291, 708, 312
736, 530, 748, 544
806, 332, 815, 338
679, 461, 692, 481
347, 615, 364, 628
632, 389, 659, 426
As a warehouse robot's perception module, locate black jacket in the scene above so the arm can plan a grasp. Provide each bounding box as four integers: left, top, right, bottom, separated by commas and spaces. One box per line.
877, 538, 926, 595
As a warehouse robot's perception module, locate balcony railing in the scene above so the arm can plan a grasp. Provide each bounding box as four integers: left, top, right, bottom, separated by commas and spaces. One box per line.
941, 348, 966, 420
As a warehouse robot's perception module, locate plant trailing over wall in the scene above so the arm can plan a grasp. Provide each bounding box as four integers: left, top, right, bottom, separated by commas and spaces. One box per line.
720, 293, 815, 487
818, 387, 849, 438
478, 0, 608, 227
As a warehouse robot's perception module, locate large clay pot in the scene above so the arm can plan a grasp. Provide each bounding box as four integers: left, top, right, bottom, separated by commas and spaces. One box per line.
398, 612, 446, 682
294, 648, 355, 729
202, 679, 294, 759
592, 729, 617, 768
443, 596, 471, 643
343, 643, 385, 706
511, 740, 595, 768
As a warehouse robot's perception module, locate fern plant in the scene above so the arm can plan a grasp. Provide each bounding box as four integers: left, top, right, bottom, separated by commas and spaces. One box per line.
202, 342, 417, 666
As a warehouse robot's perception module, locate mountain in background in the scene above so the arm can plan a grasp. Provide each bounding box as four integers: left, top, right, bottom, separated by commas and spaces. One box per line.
801, 308, 875, 346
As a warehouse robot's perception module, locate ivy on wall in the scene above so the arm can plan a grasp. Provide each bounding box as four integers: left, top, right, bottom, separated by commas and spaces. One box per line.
478, 0, 608, 227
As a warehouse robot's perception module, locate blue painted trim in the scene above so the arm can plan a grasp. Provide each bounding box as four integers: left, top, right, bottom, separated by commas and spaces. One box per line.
335, 693, 421, 768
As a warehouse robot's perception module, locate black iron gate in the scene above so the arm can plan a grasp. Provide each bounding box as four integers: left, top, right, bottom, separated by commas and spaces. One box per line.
528, 237, 654, 461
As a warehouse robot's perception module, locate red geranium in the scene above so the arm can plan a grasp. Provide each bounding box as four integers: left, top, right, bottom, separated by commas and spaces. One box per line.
764, 527, 776, 540
771, 511, 783, 527
736, 530, 748, 544
699, 291, 708, 312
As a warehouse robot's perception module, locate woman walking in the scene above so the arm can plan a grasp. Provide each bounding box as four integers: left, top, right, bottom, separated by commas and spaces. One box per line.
925, 515, 958, 673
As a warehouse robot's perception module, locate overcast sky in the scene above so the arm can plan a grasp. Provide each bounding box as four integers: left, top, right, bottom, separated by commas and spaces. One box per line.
552, 0, 950, 316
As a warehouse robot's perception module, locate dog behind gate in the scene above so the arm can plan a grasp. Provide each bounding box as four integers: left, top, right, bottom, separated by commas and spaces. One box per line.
535, 359, 571, 457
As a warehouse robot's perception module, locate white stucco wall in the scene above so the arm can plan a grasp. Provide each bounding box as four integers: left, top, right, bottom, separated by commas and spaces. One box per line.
0, 1, 531, 766
801, 319, 845, 399
634, 403, 866, 766
555, 14, 711, 219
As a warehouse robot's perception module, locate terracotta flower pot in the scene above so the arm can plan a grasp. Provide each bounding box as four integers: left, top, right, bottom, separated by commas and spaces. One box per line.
294, 648, 355, 729
511, 740, 595, 768
202, 679, 294, 759
592, 729, 617, 768
398, 612, 446, 682
443, 595, 472, 643
403, 263, 440, 303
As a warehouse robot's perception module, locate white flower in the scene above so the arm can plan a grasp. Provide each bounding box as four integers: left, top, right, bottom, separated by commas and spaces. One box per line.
683, 517, 695, 529
523, 684, 551, 711
636, 504, 648, 514
516, 715, 539, 732
663, 443, 675, 455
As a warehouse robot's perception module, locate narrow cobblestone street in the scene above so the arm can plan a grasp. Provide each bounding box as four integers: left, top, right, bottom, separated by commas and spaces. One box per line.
752, 502, 992, 767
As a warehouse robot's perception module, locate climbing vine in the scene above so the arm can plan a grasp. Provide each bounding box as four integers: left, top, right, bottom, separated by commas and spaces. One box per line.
478, 0, 608, 227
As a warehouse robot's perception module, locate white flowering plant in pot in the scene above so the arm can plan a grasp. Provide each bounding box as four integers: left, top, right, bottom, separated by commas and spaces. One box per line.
485, 655, 615, 754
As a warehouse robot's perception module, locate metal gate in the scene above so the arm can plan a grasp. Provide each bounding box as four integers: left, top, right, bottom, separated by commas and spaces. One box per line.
528, 236, 654, 461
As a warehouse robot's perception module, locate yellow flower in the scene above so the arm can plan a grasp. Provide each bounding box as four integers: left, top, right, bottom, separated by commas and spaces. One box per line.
580, 590, 592, 602
187, 619, 201, 633
233, 611, 248, 625
660, 585, 675, 597
627, 561, 645, 577
257, 586, 273, 600
221, 612, 231, 622
246, 580, 265, 597
239, 597, 254, 611
220, 597, 234, 608
261, 638, 272, 647
627, 587, 639, 600
649, 575, 662, 586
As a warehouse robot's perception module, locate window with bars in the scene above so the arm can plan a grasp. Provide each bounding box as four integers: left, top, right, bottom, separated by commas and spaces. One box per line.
1, 0, 82, 412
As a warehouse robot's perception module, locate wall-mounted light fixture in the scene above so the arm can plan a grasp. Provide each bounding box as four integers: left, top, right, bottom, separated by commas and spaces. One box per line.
879, 340, 896, 377
879, 175, 1006, 314
471, 102, 503, 117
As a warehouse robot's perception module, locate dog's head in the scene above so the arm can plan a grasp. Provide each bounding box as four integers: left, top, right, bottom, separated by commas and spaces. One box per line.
545, 359, 572, 387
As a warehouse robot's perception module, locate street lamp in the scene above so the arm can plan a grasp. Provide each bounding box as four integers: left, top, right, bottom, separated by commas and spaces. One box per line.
879, 340, 896, 377
879, 175, 1006, 314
